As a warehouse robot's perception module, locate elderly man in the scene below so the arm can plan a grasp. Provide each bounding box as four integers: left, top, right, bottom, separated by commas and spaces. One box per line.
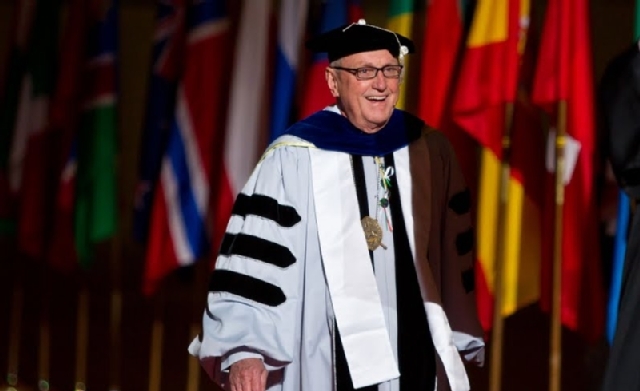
189, 20, 485, 391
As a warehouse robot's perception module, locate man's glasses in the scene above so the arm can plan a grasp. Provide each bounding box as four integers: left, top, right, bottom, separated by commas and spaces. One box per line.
330, 65, 404, 80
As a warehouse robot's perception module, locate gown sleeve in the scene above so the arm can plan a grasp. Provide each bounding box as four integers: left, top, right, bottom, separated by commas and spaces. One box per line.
189, 146, 308, 381
427, 130, 486, 366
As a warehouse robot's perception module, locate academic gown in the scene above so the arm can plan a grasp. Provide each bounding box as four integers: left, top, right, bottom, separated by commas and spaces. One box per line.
189, 108, 485, 391
599, 42, 640, 391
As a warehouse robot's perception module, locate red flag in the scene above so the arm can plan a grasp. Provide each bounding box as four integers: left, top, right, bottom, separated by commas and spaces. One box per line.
451, 0, 523, 156
418, 0, 465, 129
299, 0, 362, 119
15, 0, 62, 259
532, 0, 605, 342
0, 0, 36, 231
451, 0, 532, 333
417, 0, 479, 219
347, 0, 364, 23
143, 0, 232, 295
46, 0, 89, 271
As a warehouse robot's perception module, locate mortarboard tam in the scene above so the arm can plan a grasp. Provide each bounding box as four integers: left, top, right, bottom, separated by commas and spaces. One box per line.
305, 19, 415, 63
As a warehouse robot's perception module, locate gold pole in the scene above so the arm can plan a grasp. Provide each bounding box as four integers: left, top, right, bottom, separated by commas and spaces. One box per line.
109, 236, 122, 391
186, 322, 201, 391
75, 285, 90, 391
148, 290, 165, 391
549, 100, 567, 391
6, 273, 22, 391
488, 102, 515, 391
38, 272, 51, 391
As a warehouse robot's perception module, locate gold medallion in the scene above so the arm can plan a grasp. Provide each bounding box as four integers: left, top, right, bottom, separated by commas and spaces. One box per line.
361, 216, 386, 251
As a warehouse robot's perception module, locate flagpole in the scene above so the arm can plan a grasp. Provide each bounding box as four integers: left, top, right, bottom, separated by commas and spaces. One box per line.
38, 267, 51, 391
109, 235, 122, 391
6, 259, 23, 391
75, 282, 90, 391
549, 100, 567, 391
148, 290, 165, 391
489, 101, 515, 391
187, 261, 208, 391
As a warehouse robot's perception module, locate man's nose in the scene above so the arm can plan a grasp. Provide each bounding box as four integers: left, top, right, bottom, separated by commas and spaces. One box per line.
371, 70, 387, 89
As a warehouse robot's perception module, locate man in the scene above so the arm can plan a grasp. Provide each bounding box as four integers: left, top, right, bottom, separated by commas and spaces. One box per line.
599, 41, 640, 391
189, 20, 485, 391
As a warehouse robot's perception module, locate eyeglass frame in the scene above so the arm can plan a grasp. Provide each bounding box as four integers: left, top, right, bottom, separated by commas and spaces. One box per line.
330, 64, 404, 80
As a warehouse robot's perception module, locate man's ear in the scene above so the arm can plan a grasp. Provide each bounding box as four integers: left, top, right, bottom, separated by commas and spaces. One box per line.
325, 68, 339, 98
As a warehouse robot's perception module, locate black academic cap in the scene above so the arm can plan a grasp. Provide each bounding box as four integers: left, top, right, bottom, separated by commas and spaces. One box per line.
305, 19, 415, 63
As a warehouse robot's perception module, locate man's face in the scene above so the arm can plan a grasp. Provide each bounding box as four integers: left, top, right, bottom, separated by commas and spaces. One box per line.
325, 49, 401, 134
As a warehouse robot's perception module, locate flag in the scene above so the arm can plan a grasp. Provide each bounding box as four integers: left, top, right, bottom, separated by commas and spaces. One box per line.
501, 21, 545, 322
299, 0, 348, 119
347, 0, 364, 22
386, 0, 414, 110
503, 90, 544, 319
418, 0, 465, 129
48, 141, 79, 270
532, 0, 605, 342
0, 0, 36, 232
143, 0, 231, 295
46, 0, 90, 271
210, 0, 272, 255
133, 0, 187, 243
74, 0, 119, 267
417, 0, 478, 220
12, 0, 62, 259
268, 0, 309, 141
451, 0, 532, 332
452, 0, 524, 154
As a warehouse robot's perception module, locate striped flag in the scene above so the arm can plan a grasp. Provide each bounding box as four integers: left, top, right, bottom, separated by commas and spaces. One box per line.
451, 0, 532, 332
386, 0, 414, 110
211, 0, 271, 253
299, 0, 348, 119
133, 0, 187, 243
143, 0, 231, 295
532, 0, 605, 341
268, 0, 309, 141
74, 0, 119, 267
0, 0, 36, 232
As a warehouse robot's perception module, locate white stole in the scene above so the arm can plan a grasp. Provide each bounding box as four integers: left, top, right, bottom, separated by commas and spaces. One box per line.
309, 145, 470, 391
309, 148, 400, 388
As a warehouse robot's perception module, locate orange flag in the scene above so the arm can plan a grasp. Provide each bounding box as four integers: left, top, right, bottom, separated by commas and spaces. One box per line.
451, 0, 533, 332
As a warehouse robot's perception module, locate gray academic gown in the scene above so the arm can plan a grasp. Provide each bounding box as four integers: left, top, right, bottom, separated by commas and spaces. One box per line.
189, 116, 485, 391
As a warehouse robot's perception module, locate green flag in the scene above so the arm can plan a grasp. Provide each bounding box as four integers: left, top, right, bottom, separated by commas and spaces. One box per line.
636, 0, 640, 39
74, 2, 118, 267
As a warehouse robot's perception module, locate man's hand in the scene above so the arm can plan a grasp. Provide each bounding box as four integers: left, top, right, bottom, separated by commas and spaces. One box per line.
229, 358, 267, 391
